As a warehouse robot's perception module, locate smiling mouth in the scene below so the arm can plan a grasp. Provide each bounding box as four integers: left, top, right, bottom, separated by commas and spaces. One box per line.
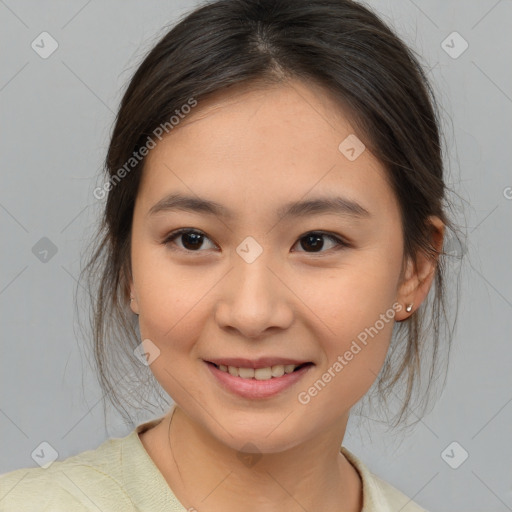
207, 361, 313, 381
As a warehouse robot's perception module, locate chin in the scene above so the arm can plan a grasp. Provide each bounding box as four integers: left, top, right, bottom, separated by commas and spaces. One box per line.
200, 411, 308, 454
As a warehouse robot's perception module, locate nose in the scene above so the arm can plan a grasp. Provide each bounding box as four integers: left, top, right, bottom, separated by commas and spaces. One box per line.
214, 252, 294, 339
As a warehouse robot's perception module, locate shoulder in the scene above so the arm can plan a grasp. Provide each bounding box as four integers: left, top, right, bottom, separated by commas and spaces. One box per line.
340, 446, 429, 512
0, 436, 138, 512
367, 472, 428, 512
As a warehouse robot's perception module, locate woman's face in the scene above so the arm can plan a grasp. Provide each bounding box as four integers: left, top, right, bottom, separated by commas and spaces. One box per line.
129, 80, 415, 452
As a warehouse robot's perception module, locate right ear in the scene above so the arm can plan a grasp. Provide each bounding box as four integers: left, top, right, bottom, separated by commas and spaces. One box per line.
124, 261, 140, 315
129, 279, 140, 315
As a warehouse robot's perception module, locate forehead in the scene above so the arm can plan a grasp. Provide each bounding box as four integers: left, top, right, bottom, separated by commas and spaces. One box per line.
139, 79, 398, 220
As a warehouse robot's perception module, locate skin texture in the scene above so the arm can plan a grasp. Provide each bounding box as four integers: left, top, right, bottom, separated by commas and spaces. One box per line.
128, 79, 444, 512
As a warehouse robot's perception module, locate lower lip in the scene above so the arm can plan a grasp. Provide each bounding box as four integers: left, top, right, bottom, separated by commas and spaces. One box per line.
205, 362, 313, 399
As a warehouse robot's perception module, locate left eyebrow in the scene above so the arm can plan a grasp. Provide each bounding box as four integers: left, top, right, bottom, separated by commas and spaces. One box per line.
147, 193, 371, 220
276, 196, 371, 219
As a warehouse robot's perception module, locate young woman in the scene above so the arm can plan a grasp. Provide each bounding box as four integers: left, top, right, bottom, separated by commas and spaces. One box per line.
0, 1, 459, 510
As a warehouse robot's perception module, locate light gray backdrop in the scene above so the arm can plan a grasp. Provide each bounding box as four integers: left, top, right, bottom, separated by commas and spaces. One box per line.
1, 1, 511, 511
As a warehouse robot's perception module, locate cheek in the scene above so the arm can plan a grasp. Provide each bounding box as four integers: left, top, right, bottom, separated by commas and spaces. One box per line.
296, 322, 394, 428
296, 278, 398, 416
134, 260, 213, 401
132, 244, 210, 354
295, 249, 401, 401
138, 285, 206, 355
302, 251, 401, 338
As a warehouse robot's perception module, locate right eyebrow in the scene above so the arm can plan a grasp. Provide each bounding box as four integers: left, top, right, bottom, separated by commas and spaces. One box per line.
148, 193, 233, 218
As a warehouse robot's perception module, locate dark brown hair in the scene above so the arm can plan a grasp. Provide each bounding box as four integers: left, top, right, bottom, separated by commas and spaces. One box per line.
78, 0, 462, 431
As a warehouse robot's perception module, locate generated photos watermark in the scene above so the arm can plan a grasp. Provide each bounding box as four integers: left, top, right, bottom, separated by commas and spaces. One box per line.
297, 302, 403, 405
93, 97, 198, 200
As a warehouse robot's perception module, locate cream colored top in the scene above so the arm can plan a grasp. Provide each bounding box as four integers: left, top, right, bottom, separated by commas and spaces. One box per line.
0, 406, 427, 511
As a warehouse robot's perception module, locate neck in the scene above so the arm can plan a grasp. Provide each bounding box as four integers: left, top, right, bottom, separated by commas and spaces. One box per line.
157, 405, 363, 512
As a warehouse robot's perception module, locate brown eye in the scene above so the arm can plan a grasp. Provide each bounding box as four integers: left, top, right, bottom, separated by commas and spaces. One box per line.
163, 229, 217, 252
293, 232, 348, 253
163, 229, 349, 255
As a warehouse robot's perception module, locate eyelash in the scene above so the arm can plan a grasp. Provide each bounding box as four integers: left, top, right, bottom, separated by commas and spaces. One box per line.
162, 228, 350, 255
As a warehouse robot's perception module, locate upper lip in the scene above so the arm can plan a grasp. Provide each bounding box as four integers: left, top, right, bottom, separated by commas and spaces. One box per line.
205, 357, 312, 369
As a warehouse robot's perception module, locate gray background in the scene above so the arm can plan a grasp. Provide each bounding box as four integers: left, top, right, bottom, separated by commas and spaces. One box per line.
1, 1, 511, 510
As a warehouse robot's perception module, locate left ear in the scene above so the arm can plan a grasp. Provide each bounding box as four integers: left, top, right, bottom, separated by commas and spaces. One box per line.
395, 215, 445, 321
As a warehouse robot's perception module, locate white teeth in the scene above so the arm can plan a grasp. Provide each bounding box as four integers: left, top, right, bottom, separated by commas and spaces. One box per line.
254, 367, 272, 380
271, 365, 285, 378
217, 363, 303, 380
238, 367, 255, 378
